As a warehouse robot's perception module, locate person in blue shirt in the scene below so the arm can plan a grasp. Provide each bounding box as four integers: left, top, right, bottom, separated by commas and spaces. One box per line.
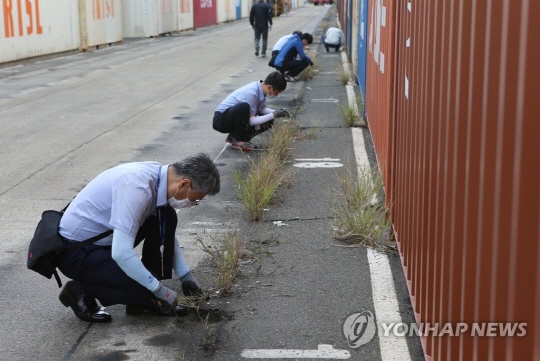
56, 154, 220, 323
273, 33, 313, 82
213, 72, 290, 151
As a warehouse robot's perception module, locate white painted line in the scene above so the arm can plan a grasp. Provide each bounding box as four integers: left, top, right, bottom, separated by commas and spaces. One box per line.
294, 158, 340, 162
241, 344, 350, 359
293, 162, 343, 168
346, 85, 359, 116
191, 221, 230, 226
351, 128, 370, 169
367, 249, 412, 361
352, 128, 378, 205
311, 98, 339, 103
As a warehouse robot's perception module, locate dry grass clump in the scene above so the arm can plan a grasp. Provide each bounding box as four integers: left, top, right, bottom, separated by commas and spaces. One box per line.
197, 228, 243, 296
330, 166, 390, 248
338, 65, 350, 85
234, 117, 299, 221
340, 96, 364, 127
298, 52, 319, 80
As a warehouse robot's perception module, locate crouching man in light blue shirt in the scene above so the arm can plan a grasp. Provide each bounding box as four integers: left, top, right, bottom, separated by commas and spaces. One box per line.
56, 153, 220, 323
212, 72, 290, 151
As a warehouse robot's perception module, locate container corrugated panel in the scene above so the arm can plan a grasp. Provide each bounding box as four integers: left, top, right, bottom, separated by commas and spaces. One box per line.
350, 0, 358, 74
193, 0, 216, 28
178, 0, 194, 31
217, 0, 236, 23
390, 1, 540, 360
122, 0, 158, 37
0, 0, 80, 63
346, 0, 352, 58
83, 0, 123, 48
365, 0, 394, 207
241, 0, 250, 19
337, 0, 345, 29
340, 0, 348, 52
158, 0, 178, 33
235, 0, 241, 20
356, 0, 368, 114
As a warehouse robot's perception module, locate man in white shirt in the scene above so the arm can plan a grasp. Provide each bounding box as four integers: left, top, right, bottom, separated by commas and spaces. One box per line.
322, 27, 344, 52
56, 153, 220, 323
212, 72, 290, 151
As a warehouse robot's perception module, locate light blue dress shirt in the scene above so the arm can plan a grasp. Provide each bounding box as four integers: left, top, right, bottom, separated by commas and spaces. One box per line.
215, 80, 267, 115
59, 161, 167, 245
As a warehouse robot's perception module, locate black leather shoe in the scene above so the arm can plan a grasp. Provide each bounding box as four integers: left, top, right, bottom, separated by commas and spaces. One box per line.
59, 284, 112, 323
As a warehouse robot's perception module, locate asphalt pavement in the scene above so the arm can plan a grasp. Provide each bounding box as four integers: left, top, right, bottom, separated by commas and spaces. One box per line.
0, 5, 424, 361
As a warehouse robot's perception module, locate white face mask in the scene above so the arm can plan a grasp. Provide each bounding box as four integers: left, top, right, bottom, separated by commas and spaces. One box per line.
168, 187, 199, 209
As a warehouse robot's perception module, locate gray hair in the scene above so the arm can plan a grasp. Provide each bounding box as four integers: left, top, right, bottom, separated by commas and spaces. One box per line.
171, 153, 220, 195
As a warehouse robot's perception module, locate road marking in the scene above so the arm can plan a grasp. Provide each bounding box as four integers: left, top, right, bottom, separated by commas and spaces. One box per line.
367, 249, 412, 361
293, 162, 343, 168
241, 344, 350, 359
311, 98, 339, 103
295, 158, 340, 162
293, 157, 343, 168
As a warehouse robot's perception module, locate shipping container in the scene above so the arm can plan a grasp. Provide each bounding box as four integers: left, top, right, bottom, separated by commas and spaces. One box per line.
0, 0, 80, 63
80, 0, 123, 49
122, 0, 178, 38
235, 0, 241, 20
356, 0, 367, 116
365, 0, 395, 207
158, 0, 178, 33
350, 0, 358, 80
241, 0, 251, 19
389, 0, 540, 359
178, 0, 194, 31
193, 0, 217, 28
217, 0, 236, 23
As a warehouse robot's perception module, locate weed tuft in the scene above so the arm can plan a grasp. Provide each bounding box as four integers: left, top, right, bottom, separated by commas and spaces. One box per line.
330, 166, 390, 249
338, 65, 350, 85
339, 96, 364, 127
233, 117, 299, 221
198, 228, 243, 296
298, 52, 318, 81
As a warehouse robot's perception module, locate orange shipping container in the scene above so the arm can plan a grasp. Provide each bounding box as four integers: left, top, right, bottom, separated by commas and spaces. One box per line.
388, 0, 540, 360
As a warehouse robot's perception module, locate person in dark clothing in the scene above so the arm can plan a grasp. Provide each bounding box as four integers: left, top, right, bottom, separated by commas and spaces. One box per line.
212, 72, 290, 151
250, 0, 273, 57
273, 33, 314, 81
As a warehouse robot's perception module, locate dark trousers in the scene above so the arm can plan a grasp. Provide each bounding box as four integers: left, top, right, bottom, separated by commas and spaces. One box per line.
57, 206, 177, 306
321, 35, 340, 52
277, 59, 310, 77
213, 102, 274, 142
254, 26, 268, 55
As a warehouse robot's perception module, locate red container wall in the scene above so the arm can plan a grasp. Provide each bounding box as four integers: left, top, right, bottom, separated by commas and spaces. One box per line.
338, 0, 344, 26
365, 0, 395, 207
193, 0, 217, 28
390, 0, 540, 360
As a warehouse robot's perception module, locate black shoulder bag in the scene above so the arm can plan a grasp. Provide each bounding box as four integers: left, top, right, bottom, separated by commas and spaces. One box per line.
27, 204, 112, 288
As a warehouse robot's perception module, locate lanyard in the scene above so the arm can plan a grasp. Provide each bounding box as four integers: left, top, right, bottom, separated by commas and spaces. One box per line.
156, 166, 166, 246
